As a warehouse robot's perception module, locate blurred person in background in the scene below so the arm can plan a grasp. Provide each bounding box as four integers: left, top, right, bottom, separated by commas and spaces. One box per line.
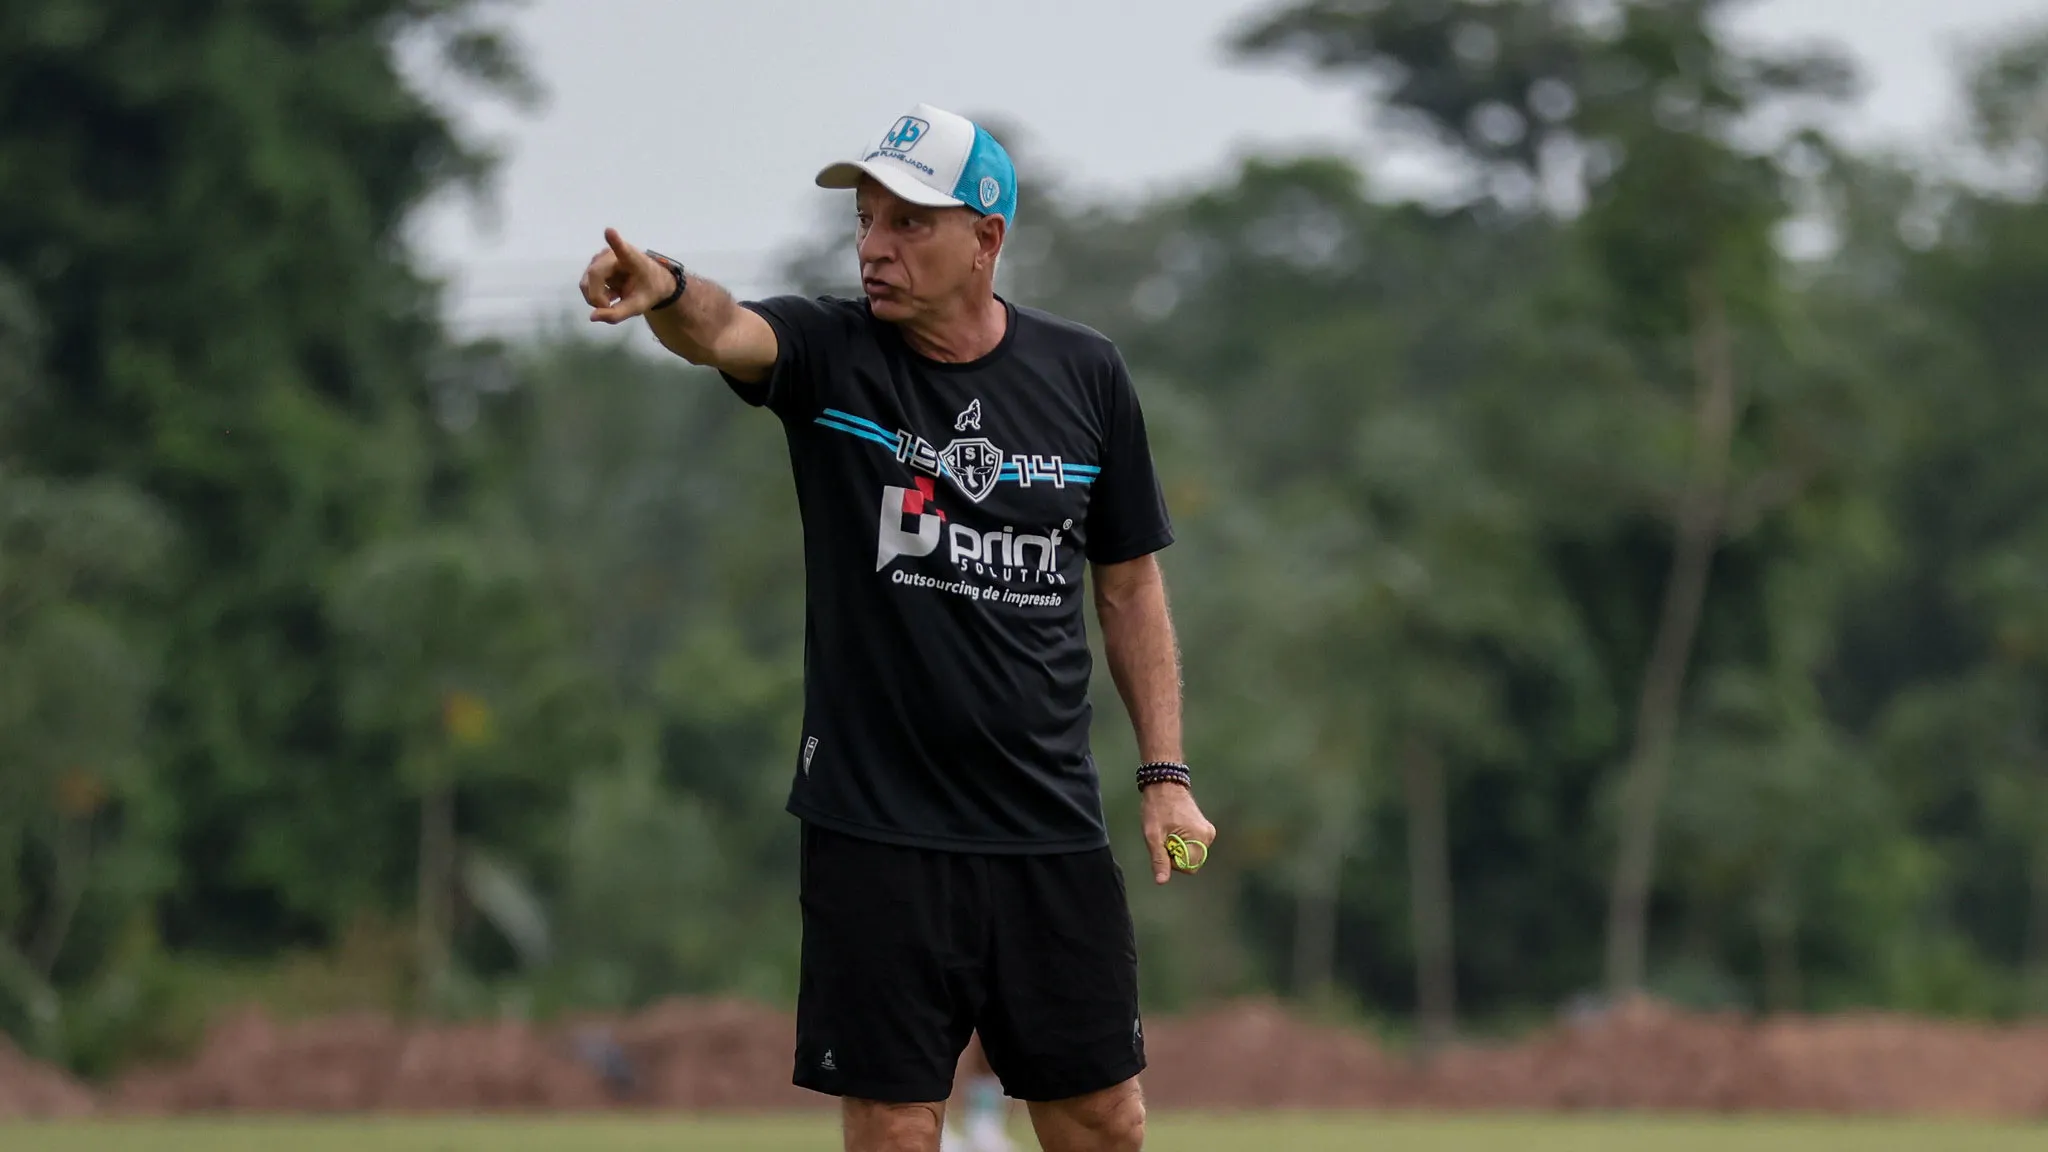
942, 1033, 1016, 1152
579, 103, 1215, 1152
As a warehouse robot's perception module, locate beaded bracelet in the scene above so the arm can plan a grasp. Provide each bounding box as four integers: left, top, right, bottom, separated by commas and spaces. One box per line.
1137, 761, 1193, 790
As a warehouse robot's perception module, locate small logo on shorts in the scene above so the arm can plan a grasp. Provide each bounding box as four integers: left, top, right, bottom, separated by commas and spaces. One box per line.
820, 1048, 837, 1071
1133, 1017, 1144, 1049
802, 736, 819, 775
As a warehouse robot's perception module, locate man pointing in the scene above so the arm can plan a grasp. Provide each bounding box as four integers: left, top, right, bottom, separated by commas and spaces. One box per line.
579, 103, 1216, 1152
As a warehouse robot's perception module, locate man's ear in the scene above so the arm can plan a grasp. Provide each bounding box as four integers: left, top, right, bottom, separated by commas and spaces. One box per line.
975, 214, 1008, 271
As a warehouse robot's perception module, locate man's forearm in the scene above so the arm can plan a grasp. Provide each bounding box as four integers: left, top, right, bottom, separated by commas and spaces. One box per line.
1096, 561, 1185, 765
643, 268, 745, 366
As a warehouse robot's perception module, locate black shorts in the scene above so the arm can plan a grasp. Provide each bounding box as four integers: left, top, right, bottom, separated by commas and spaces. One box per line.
792, 822, 1146, 1104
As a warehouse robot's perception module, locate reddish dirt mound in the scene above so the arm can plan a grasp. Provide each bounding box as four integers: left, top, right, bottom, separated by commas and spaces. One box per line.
1750, 1012, 2048, 1116
75, 995, 2048, 1118
571, 996, 822, 1111
107, 998, 818, 1116
112, 1008, 610, 1115
1137, 996, 2048, 1119
116, 1009, 403, 1114
382, 1020, 614, 1112
1140, 997, 1409, 1109
1408, 998, 2048, 1118
0, 1036, 95, 1119
1415, 997, 1795, 1112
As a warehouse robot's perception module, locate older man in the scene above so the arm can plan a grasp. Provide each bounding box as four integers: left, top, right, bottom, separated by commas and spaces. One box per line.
579, 103, 1216, 1152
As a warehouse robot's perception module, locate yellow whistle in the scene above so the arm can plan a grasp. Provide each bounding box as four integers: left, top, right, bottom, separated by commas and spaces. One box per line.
1165, 833, 1208, 873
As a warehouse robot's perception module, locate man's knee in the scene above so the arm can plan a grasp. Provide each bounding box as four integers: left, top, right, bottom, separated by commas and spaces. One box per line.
1093, 1086, 1146, 1151
842, 1097, 945, 1152
1030, 1077, 1146, 1152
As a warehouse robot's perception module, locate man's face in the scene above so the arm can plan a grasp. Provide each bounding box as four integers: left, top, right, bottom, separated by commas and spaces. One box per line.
855, 179, 999, 323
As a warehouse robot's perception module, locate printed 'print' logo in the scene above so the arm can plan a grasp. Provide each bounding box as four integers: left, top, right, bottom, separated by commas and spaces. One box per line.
875, 477, 945, 571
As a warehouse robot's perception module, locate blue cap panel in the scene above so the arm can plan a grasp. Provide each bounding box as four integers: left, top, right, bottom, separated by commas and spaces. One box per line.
951, 125, 1019, 224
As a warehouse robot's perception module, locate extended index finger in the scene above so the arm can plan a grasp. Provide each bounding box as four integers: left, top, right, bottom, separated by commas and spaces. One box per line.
604, 227, 643, 267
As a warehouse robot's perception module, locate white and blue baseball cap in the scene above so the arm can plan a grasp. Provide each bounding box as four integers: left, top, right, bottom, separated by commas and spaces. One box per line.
815, 103, 1018, 224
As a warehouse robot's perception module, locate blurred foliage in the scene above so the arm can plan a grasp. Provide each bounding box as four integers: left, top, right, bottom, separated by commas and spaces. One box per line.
6, 0, 2048, 1077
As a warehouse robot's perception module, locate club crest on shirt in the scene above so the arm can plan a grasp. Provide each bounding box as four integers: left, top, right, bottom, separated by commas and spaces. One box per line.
940, 438, 1003, 503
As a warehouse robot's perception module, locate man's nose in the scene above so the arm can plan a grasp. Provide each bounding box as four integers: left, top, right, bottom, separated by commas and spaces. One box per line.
858, 225, 891, 266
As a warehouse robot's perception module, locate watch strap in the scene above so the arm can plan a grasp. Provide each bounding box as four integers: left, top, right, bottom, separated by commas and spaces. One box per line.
643, 250, 688, 311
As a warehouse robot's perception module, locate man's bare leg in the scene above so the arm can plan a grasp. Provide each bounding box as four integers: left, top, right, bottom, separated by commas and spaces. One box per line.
844, 1098, 946, 1152
1025, 1077, 1145, 1152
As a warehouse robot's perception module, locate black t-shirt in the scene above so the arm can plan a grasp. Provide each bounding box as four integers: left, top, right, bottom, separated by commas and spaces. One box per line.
720, 294, 1173, 854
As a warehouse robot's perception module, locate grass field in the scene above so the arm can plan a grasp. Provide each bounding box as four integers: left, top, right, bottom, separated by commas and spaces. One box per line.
4, 1114, 2044, 1151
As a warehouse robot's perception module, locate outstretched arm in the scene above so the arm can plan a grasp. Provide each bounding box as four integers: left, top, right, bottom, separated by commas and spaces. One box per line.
1093, 553, 1216, 884
579, 228, 779, 383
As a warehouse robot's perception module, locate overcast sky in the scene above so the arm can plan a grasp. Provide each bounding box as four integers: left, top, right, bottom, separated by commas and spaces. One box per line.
408, 0, 2047, 335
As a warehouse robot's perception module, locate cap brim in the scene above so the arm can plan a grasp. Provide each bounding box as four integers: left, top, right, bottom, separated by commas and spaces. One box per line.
815, 160, 966, 209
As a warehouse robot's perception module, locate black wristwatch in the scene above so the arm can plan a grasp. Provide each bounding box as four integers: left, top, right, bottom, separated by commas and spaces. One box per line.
644, 250, 688, 310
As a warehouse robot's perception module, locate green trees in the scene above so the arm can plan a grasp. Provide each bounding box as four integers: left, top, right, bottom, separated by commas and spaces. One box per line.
0, 0, 534, 1065
1849, 22, 2048, 1014
1236, 0, 1873, 1005
0, 288, 175, 1067
6, 0, 2048, 1075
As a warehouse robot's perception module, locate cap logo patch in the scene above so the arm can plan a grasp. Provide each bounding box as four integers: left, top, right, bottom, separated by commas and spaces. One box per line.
881, 116, 929, 153
978, 176, 1001, 209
